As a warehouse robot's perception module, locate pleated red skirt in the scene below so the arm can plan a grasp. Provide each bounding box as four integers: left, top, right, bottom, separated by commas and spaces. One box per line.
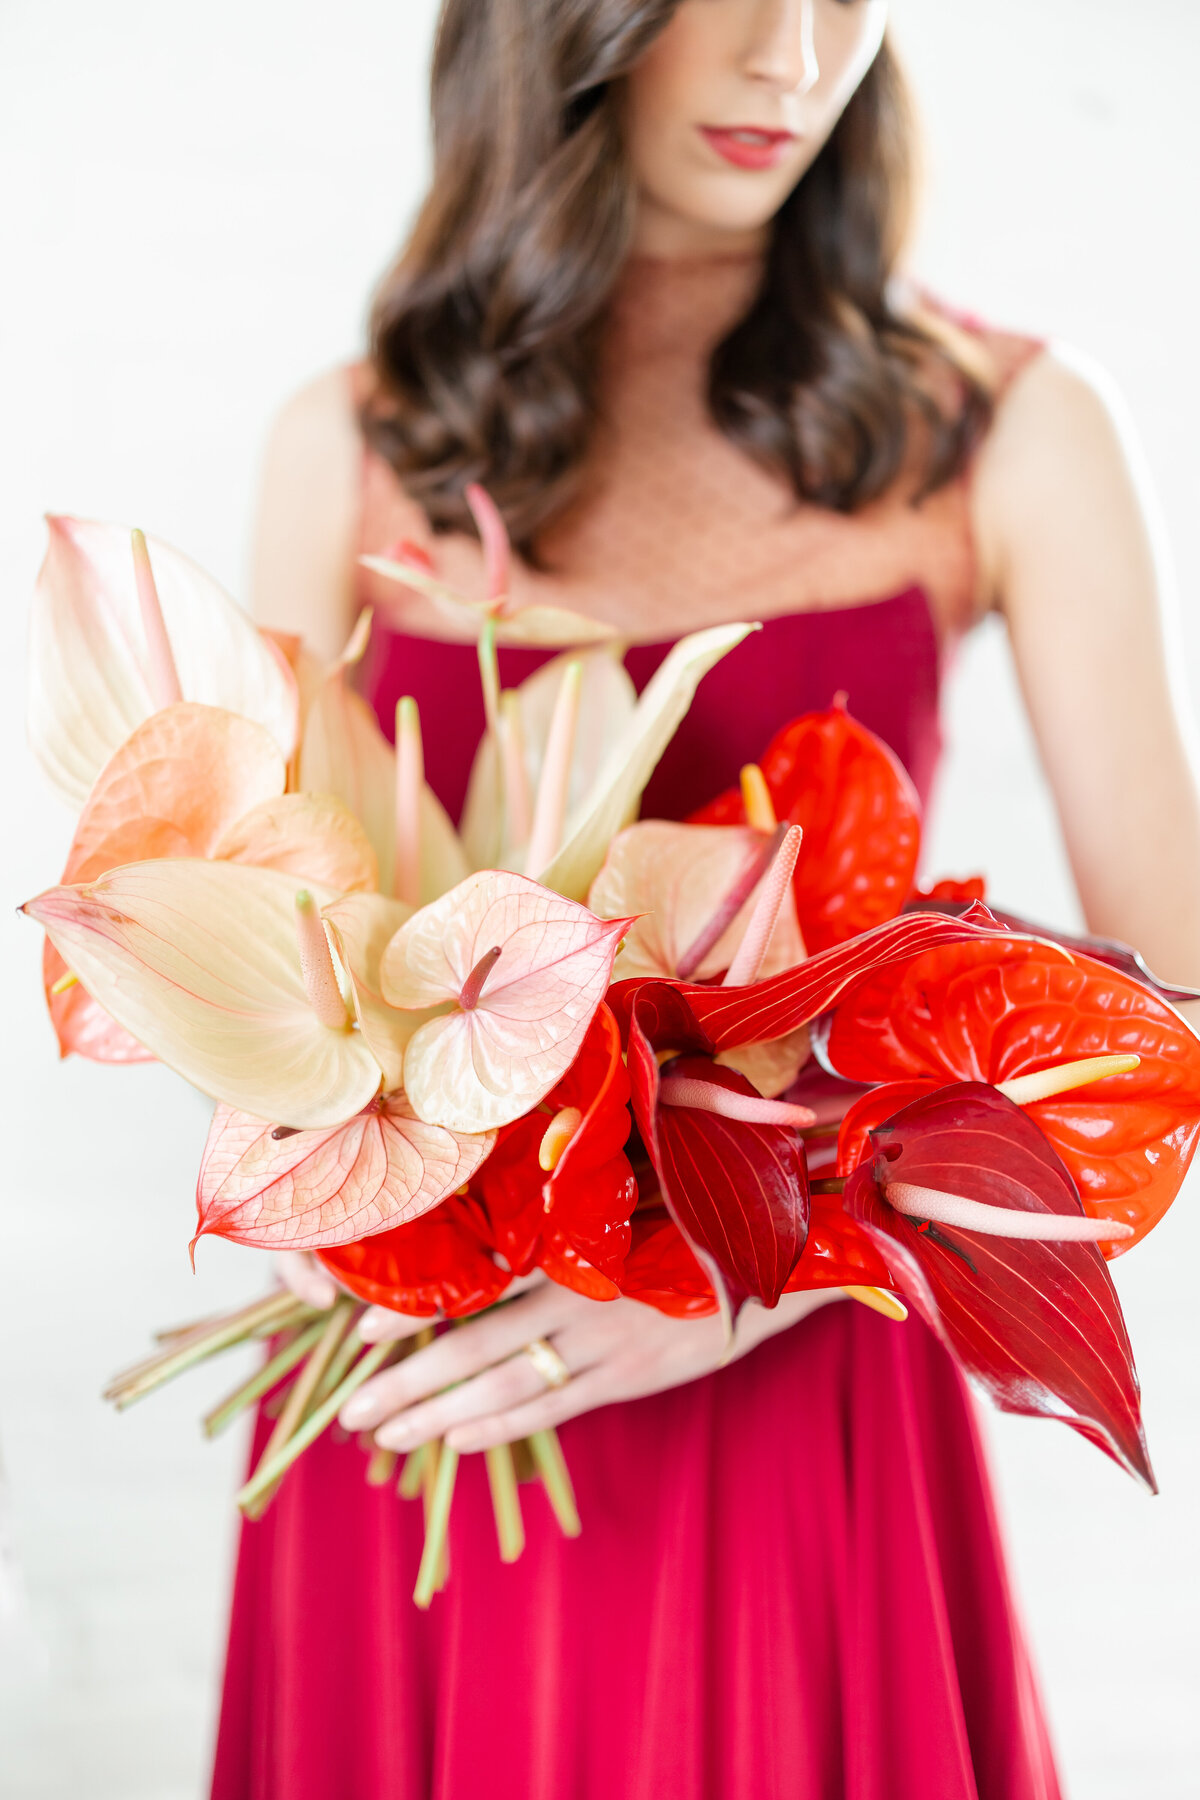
211, 1301, 1062, 1800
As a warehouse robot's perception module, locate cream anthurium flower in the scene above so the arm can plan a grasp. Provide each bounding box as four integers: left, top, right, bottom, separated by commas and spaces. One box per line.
298, 628, 468, 905
379, 870, 634, 1133
29, 517, 298, 808
321, 891, 426, 1094
23, 860, 382, 1129
536, 622, 758, 901
460, 646, 637, 871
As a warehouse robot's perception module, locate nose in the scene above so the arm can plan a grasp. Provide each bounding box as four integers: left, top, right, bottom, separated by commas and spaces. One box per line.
741, 0, 819, 99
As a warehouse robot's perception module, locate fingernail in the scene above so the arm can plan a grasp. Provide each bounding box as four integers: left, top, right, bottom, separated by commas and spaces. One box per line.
338, 1395, 379, 1430
375, 1418, 420, 1451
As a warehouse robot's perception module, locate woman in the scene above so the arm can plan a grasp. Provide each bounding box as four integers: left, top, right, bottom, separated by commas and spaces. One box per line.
219, 2, 1200, 1796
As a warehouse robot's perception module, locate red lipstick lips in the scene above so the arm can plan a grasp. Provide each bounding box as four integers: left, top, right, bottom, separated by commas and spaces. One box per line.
699, 125, 797, 171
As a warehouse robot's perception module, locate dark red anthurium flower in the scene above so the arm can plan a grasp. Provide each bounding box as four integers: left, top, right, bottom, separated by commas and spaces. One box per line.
688, 698, 921, 952
625, 982, 811, 1328
844, 1083, 1155, 1489
826, 936, 1200, 1251
618, 1206, 720, 1319
468, 1004, 637, 1301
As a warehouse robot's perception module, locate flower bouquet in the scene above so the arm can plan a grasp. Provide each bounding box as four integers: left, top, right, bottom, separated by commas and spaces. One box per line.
23, 494, 1200, 1605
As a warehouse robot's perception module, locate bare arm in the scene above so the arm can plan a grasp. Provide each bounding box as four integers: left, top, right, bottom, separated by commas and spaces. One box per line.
972, 347, 1200, 986
250, 367, 363, 663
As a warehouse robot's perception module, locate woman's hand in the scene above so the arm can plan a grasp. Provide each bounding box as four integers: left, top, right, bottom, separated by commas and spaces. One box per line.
335, 1275, 841, 1454
277, 1249, 341, 1311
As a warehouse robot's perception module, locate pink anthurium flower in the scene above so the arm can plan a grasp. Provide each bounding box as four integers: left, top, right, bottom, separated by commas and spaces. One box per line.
379, 870, 634, 1133
193, 1092, 496, 1252
23, 861, 382, 1129
358, 483, 618, 651
43, 702, 377, 1062
28, 517, 298, 808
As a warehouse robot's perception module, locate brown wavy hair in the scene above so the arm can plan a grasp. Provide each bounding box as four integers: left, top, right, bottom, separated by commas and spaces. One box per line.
364, 0, 993, 556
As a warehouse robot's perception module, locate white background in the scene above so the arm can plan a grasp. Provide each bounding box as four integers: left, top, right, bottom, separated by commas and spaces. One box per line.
2, 2, 1198, 1795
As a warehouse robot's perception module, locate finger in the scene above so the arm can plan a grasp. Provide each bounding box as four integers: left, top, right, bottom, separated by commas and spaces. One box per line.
358, 1305, 441, 1345
444, 1367, 611, 1454
356, 1268, 544, 1344
337, 1285, 567, 1430
370, 1348, 557, 1451
277, 1250, 338, 1310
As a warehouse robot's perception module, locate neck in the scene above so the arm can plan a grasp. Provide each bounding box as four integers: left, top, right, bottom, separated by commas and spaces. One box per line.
631, 195, 768, 262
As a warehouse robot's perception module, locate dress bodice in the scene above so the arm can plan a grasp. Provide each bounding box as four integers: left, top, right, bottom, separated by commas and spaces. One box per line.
352, 254, 1042, 819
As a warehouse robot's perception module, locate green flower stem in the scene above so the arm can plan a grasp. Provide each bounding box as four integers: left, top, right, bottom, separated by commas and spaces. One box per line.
252, 1300, 355, 1479
235, 1340, 392, 1516
105, 1291, 304, 1409
202, 1318, 329, 1439
309, 1315, 369, 1409
398, 1442, 432, 1500
477, 617, 500, 737
366, 1445, 399, 1486
485, 1443, 525, 1563
413, 1443, 460, 1609
528, 1429, 581, 1538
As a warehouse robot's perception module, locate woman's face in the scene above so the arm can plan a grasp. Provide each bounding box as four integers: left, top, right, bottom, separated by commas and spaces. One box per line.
626, 0, 889, 256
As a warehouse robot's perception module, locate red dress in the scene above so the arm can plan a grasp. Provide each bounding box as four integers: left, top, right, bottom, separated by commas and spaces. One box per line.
211, 256, 1062, 1800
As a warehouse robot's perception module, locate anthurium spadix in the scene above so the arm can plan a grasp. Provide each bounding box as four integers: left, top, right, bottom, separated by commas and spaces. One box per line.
379, 870, 634, 1133
194, 1094, 496, 1251
23, 861, 382, 1128
29, 517, 298, 808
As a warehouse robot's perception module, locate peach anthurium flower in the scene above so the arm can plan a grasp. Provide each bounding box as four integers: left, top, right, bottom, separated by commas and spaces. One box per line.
28, 517, 298, 808
193, 1092, 496, 1252
43, 702, 377, 1061
379, 870, 635, 1133
24, 861, 382, 1129
589, 820, 810, 1097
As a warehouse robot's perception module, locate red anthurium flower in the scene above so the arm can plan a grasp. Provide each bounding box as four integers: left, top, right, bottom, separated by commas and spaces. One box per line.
618, 1207, 719, 1318
319, 1199, 511, 1319
469, 1005, 638, 1300
844, 1083, 1155, 1489
689, 697, 921, 951
826, 937, 1200, 1251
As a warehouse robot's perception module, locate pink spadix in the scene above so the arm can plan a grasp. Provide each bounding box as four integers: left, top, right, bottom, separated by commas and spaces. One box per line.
394, 695, 423, 908
723, 824, 803, 987
525, 660, 582, 875
659, 1076, 817, 1130
884, 1180, 1135, 1243
674, 823, 787, 982
465, 483, 511, 610
130, 529, 183, 709
294, 891, 351, 1029
459, 945, 503, 1012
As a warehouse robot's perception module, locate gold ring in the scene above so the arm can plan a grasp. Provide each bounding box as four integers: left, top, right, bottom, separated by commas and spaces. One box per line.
524, 1336, 571, 1391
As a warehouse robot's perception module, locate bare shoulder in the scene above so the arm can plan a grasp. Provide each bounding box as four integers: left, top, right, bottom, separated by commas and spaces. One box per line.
970, 343, 1156, 612
252, 365, 367, 659
262, 364, 364, 491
